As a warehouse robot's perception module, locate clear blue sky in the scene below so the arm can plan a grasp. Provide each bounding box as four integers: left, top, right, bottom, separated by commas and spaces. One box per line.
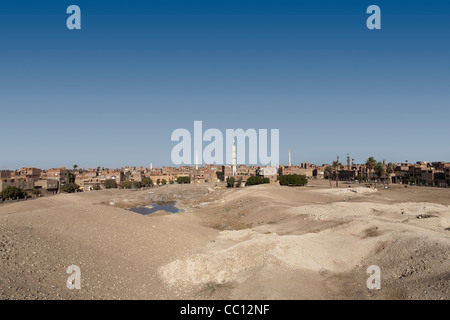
1, 1, 449, 169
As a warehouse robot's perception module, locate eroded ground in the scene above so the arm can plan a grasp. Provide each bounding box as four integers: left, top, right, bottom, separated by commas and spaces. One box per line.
0, 181, 449, 299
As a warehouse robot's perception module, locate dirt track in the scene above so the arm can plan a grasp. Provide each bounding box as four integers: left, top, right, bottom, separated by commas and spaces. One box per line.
0, 181, 449, 299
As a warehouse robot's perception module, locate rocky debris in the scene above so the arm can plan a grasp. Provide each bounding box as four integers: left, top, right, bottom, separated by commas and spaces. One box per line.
318, 187, 378, 196
102, 185, 220, 210
367, 236, 450, 300
416, 214, 438, 219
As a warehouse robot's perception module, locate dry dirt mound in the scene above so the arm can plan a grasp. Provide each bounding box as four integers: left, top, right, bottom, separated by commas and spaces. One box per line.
159, 195, 450, 298
2, 182, 450, 299
158, 220, 389, 288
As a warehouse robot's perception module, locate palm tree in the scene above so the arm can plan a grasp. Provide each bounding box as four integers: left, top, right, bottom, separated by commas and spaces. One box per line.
365, 157, 377, 182
333, 155, 340, 187
73, 164, 78, 171
374, 162, 386, 185
325, 166, 333, 188
386, 162, 395, 184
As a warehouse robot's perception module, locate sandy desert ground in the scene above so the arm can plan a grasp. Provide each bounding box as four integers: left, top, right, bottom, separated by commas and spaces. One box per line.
0, 180, 449, 300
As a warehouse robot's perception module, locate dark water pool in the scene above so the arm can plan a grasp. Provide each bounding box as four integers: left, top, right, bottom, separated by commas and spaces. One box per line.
128, 202, 180, 215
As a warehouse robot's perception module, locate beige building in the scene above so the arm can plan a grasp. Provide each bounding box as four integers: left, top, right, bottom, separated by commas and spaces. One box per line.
34, 179, 59, 194
257, 166, 278, 182
0, 178, 34, 193
278, 165, 314, 178
19, 168, 42, 181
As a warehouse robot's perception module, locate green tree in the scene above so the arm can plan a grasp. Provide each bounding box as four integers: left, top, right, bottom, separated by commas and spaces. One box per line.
1, 186, 26, 199
161, 179, 167, 185
141, 177, 153, 187
374, 162, 386, 185
120, 181, 132, 189
246, 176, 260, 185
62, 183, 80, 193
226, 176, 235, 188
104, 179, 118, 189
32, 188, 41, 197
120, 180, 141, 189
325, 166, 333, 187
278, 174, 308, 186
177, 176, 191, 184
169, 179, 174, 184
386, 162, 395, 174
355, 175, 368, 182
385, 162, 395, 184
366, 156, 377, 182
133, 181, 141, 189
156, 178, 161, 185
216, 171, 224, 181
92, 184, 101, 191
73, 164, 78, 171
246, 176, 270, 186
332, 157, 341, 187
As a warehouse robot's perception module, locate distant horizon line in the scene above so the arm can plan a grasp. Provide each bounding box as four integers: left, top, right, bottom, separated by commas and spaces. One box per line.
1, 160, 448, 172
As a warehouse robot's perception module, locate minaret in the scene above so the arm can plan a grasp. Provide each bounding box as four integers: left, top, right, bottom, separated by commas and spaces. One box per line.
288, 149, 291, 167
150, 162, 152, 170
195, 150, 199, 170
232, 138, 237, 175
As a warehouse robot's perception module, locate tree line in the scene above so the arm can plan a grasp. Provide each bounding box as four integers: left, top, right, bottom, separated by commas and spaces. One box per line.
1, 176, 191, 198
226, 174, 308, 188
324, 156, 395, 187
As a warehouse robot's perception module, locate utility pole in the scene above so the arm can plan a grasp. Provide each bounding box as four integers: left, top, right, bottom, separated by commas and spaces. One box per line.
336, 155, 340, 187
232, 138, 237, 176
